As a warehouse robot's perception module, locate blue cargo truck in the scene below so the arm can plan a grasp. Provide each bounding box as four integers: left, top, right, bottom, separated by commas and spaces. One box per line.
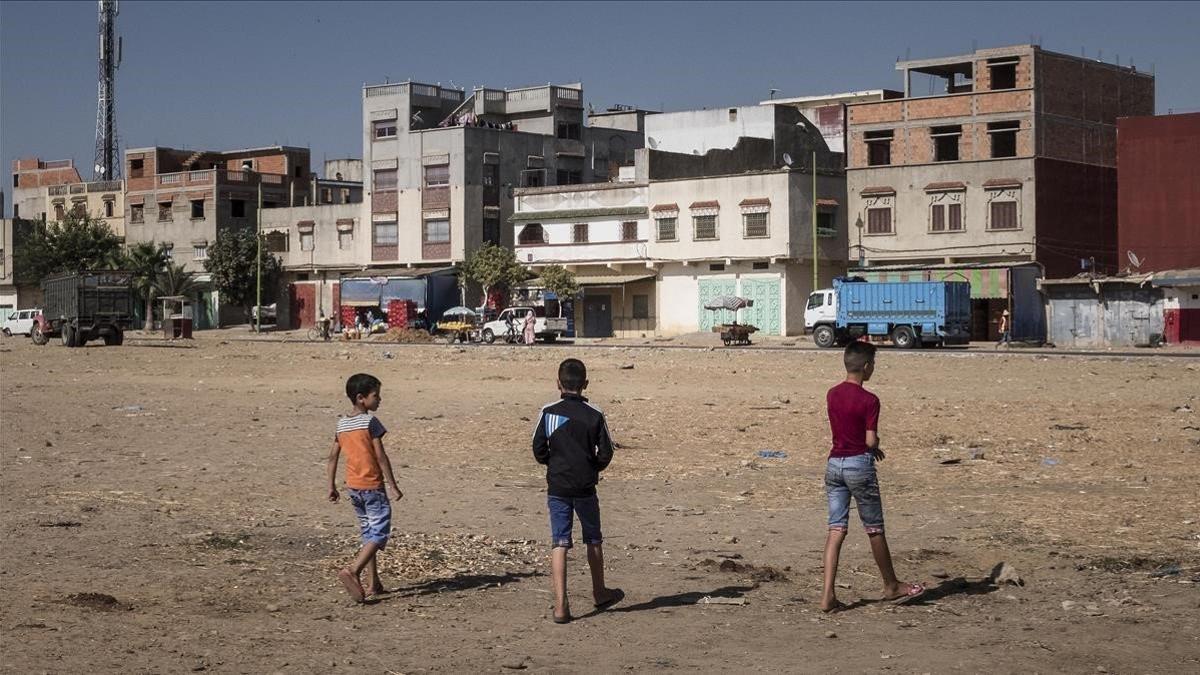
804, 277, 972, 349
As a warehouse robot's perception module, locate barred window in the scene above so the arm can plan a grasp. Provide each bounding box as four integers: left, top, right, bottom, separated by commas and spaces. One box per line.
694, 215, 718, 240
192, 245, 207, 260
655, 217, 677, 241
621, 221, 638, 241
572, 223, 589, 244
423, 218, 450, 243
743, 212, 768, 238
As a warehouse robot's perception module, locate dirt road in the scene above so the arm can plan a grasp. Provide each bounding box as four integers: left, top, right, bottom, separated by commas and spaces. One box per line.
2, 336, 1198, 673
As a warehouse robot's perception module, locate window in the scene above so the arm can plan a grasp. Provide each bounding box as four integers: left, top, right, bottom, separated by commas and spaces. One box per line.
621, 221, 638, 241
989, 120, 1020, 158
753, 261, 769, 270
375, 168, 398, 191
158, 201, 173, 222
373, 119, 398, 139
231, 199, 246, 218
556, 169, 582, 185
556, 122, 581, 140
321, 188, 332, 204
483, 163, 499, 187
483, 216, 501, 245
655, 217, 677, 241
632, 295, 649, 319
338, 229, 353, 250
865, 130, 893, 166
71, 201, 86, 218
241, 159, 254, 171
932, 125, 962, 162
300, 231, 314, 252
191, 199, 205, 219
709, 263, 725, 271
294, 165, 303, 178
129, 158, 144, 178
817, 210, 837, 238
522, 169, 545, 188
424, 165, 449, 188
989, 59, 1018, 90
728, 108, 738, 121
373, 220, 398, 245
948, 203, 963, 231
423, 218, 450, 243
989, 201, 1018, 230
193, 245, 208, 260
572, 223, 589, 244
518, 223, 545, 245
807, 293, 824, 310
931, 204, 946, 231
130, 204, 144, 223
694, 215, 718, 240
866, 207, 892, 234
103, 200, 114, 218
743, 212, 768, 238
53, 203, 65, 221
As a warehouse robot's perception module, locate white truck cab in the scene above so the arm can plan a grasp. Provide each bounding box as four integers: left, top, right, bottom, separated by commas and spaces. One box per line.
803, 289, 837, 332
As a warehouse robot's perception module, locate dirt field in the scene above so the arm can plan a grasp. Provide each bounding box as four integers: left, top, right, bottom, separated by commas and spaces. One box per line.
2, 335, 1199, 673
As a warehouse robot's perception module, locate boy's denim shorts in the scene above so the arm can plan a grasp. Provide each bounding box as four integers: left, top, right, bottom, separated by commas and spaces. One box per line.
348, 488, 391, 548
547, 494, 602, 549
825, 453, 885, 534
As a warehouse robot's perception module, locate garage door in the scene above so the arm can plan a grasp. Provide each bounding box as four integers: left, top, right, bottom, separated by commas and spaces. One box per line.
740, 278, 782, 335
697, 279, 737, 332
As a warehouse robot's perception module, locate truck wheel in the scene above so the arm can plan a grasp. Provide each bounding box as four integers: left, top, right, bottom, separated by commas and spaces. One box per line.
813, 325, 836, 349
31, 324, 48, 345
103, 328, 124, 346
2, 328, 10, 337
891, 325, 917, 349
482, 328, 495, 344
542, 334, 558, 343
61, 324, 75, 347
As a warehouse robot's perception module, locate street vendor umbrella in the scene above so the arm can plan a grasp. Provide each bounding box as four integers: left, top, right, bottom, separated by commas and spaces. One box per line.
441, 306, 478, 318
703, 296, 754, 311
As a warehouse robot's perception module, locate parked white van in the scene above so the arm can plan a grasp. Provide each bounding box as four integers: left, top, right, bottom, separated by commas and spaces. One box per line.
2, 308, 41, 337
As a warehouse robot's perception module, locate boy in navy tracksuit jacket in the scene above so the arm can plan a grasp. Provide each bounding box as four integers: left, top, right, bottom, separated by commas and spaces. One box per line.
533, 358, 623, 623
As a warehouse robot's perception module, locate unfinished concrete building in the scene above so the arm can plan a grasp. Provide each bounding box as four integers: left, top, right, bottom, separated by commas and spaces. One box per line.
361, 80, 643, 269
845, 44, 1154, 341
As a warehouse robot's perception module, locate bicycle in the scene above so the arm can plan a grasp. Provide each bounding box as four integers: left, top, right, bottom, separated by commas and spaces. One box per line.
307, 323, 333, 341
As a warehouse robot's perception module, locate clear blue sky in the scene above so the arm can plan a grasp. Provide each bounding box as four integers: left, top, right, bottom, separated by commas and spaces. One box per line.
3, 1, 1198, 215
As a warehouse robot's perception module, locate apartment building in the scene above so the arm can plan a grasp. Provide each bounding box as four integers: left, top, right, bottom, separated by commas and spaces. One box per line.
123, 145, 313, 273
11, 157, 83, 221
43, 179, 125, 237
361, 80, 642, 269
513, 105, 847, 338
845, 44, 1154, 340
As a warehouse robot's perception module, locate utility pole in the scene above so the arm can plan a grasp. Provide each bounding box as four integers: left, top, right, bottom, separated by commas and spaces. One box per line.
93, 0, 120, 180
255, 179, 262, 333
811, 150, 818, 292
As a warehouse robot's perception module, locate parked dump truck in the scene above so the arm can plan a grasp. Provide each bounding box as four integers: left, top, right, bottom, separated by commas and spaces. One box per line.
804, 277, 972, 349
31, 271, 136, 347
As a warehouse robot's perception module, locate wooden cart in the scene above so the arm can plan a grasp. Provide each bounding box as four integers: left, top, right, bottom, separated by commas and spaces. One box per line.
713, 323, 758, 346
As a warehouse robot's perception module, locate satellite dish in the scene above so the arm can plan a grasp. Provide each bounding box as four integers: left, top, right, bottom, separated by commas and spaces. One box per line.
411, 111, 424, 123
782, 153, 794, 167
647, 136, 658, 150
1127, 250, 1143, 269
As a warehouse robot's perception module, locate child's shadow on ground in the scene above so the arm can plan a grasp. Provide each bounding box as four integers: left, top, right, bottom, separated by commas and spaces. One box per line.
599, 585, 755, 616
366, 571, 543, 603
840, 574, 1001, 611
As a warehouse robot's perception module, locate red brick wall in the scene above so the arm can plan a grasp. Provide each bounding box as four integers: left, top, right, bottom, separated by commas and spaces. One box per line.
848, 101, 903, 125
1036, 52, 1154, 122
907, 96, 972, 120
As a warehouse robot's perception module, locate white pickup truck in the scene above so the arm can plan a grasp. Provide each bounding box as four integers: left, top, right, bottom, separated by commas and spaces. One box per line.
481, 306, 567, 344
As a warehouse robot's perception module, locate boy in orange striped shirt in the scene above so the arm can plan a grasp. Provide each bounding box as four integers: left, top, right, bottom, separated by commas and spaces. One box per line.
327, 373, 403, 602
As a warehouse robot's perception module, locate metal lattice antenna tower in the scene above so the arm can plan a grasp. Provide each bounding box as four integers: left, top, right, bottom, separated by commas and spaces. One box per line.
93, 1, 121, 180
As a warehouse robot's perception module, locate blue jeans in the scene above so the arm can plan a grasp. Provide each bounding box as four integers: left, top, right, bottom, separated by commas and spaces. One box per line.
349, 488, 392, 548
548, 494, 602, 549
825, 454, 885, 534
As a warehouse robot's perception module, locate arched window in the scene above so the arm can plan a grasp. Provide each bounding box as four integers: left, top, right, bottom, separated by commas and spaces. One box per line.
517, 223, 545, 245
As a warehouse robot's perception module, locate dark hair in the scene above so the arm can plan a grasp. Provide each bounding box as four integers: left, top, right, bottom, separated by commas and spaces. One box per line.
345, 373, 382, 402
843, 341, 877, 373
558, 358, 587, 392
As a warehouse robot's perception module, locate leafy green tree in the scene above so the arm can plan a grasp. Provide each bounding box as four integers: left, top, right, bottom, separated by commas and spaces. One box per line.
153, 262, 200, 299
538, 264, 579, 317
202, 229, 282, 325
13, 213, 123, 284
459, 243, 528, 310
125, 241, 172, 330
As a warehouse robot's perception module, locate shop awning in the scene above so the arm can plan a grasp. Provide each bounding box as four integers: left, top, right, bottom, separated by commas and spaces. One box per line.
851, 262, 1038, 299
526, 272, 656, 288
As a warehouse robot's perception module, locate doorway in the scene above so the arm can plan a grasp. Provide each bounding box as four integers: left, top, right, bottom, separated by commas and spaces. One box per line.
582, 294, 613, 337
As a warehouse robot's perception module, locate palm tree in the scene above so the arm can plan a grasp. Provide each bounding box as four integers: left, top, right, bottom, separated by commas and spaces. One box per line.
126, 242, 171, 330
153, 262, 200, 301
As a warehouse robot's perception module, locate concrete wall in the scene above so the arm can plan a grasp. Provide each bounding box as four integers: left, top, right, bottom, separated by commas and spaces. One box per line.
324, 159, 363, 182
260, 203, 362, 270
646, 106, 779, 154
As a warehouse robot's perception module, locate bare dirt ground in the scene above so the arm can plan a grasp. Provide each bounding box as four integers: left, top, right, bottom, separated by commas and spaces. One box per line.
2, 335, 1199, 674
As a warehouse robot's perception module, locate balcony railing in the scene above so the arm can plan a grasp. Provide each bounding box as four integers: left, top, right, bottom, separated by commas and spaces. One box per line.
48, 185, 69, 196
87, 180, 122, 192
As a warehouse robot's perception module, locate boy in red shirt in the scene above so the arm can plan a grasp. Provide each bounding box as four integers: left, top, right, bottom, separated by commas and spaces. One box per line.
326, 373, 403, 602
821, 342, 925, 612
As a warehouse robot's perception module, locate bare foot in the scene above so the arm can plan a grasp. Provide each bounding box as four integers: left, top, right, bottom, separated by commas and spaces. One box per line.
553, 600, 572, 624
820, 597, 847, 613
593, 587, 624, 609
337, 568, 365, 603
